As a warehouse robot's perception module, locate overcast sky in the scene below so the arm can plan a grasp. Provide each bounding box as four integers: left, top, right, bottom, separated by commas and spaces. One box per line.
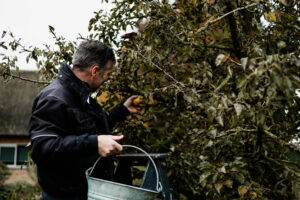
0, 0, 114, 70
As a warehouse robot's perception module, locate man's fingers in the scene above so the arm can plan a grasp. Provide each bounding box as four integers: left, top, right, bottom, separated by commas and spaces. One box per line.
114, 142, 123, 152
131, 95, 139, 99
98, 135, 124, 156
129, 95, 138, 102
112, 135, 124, 141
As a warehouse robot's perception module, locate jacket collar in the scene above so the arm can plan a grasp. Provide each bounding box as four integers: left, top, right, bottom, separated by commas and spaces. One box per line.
57, 63, 91, 105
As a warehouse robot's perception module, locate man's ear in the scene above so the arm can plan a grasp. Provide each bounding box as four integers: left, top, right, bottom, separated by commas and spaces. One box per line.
90, 65, 99, 78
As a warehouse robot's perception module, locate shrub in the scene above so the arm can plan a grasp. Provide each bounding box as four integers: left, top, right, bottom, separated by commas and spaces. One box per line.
0, 161, 10, 186
0, 182, 41, 200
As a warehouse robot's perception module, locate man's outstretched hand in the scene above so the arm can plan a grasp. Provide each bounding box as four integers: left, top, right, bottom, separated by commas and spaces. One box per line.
97, 135, 124, 157
123, 95, 143, 114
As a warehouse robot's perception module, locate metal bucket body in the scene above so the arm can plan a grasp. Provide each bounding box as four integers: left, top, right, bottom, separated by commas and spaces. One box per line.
86, 171, 158, 200
86, 145, 162, 200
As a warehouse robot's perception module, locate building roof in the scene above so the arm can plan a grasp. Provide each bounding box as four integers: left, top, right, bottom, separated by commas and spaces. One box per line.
0, 71, 41, 138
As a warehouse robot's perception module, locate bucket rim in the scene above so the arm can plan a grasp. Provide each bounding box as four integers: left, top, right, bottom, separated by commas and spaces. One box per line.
86, 169, 159, 194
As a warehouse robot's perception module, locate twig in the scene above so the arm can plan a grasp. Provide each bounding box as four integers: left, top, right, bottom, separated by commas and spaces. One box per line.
206, 45, 233, 51
210, 3, 258, 25
214, 74, 231, 92
228, 58, 242, 66
197, 3, 258, 33
264, 156, 300, 175
2, 73, 50, 84
150, 83, 178, 93
6, 30, 32, 53
215, 128, 257, 138
136, 51, 185, 89
264, 130, 300, 150
226, 128, 257, 133
280, 159, 300, 168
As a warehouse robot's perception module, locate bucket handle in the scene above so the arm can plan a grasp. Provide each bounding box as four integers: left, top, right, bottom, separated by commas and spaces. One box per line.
88, 145, 162, 193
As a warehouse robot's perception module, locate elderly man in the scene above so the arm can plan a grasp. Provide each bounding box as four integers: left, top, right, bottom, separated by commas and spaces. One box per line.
29, 40, 141, 199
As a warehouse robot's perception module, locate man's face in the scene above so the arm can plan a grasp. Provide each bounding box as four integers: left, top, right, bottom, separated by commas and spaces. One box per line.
89, 60, 114, 91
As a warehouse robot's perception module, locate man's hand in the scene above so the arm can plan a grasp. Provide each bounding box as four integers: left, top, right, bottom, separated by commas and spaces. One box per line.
123, 95, 143, 114
97, 135, 124, 157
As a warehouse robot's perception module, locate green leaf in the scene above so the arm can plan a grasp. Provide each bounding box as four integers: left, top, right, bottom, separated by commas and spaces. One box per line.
278, 0, 288, 6
235, 173, 245, 184
238, 185, 249, 196
216, 115, 224, 126
1, 31, 6, 38
48, 25, 55, 33
215, 54, 227, 66
0, 43, 7, 50
193, 0, 197, 7
234, 103, 243, 117
241, 57, 248, 71
224, 180, 233, 188
215, 183, 223, 193
264, 12, 277, 22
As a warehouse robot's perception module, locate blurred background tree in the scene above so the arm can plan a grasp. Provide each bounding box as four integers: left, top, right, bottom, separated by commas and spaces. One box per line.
1, 0, 299, 199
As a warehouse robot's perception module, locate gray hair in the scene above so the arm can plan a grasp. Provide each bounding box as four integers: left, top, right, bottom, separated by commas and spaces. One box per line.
72, 40, 116, 71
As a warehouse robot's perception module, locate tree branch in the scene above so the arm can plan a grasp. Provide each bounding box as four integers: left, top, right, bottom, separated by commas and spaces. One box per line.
136, 50, 185, 89
206, 45, 233, 51
264, 130, 300, 150
225, 1, 248, 58
210, 3, 258, 25
2, 73, 50, 84
196, 3, 258, 34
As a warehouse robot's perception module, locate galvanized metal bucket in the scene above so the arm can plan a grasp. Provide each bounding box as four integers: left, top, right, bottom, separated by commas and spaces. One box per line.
86, 145, 162, 200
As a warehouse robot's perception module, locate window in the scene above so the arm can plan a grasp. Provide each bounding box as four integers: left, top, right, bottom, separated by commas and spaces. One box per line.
17, 146, 29, 165
0, 147, 15, 164
0, 144, 30, 167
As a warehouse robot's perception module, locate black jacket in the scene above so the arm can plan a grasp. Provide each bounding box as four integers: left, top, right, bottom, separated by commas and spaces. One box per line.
29, 63, 130, 198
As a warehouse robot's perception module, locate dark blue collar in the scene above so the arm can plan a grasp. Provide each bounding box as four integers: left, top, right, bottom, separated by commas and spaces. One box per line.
57, 63, 91, 105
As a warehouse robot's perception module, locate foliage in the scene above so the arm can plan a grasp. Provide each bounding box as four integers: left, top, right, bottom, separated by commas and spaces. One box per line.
0, 161, 10, 186
1, 0, 300, 199
0, 182, 41, 200
0, 158, 41, 200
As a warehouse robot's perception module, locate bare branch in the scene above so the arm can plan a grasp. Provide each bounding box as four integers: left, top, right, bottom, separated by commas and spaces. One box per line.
206, 45, 233, 51
197, 3, 258, 33
264, 130, 300, 150
210, 3, 258, 25
136, 50, 185, 89
2, 73, 50, 84
228, 58, 242, 66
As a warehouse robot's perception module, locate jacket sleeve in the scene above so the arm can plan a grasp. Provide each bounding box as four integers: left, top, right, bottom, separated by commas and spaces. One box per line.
106, 104, 130, 131
29, 96, 98, 163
